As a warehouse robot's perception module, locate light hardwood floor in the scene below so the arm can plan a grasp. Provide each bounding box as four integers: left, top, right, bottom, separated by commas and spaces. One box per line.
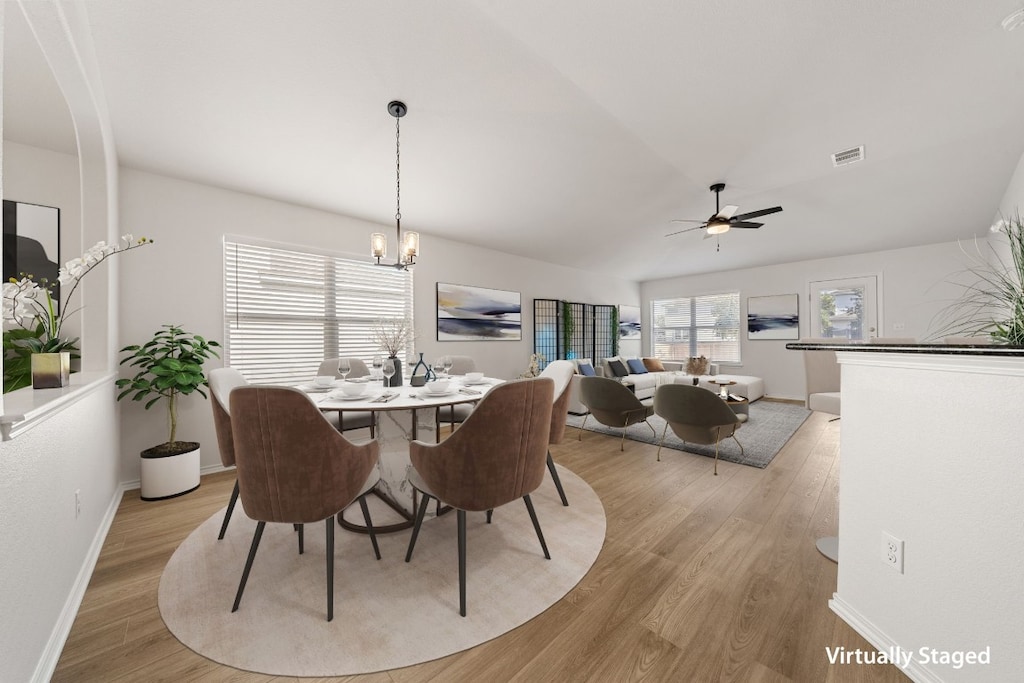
53, 408, 908, 682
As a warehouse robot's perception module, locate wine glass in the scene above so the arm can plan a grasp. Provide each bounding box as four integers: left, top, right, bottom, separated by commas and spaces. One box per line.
442, 356, 453, 377
431, 358, 445, 380
371, 355, 383, 382
381, 360, 395, 389
337, 359, 351, 383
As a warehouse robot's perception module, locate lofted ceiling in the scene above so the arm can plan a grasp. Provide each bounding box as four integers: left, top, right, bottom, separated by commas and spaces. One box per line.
5, 0, 1024, 282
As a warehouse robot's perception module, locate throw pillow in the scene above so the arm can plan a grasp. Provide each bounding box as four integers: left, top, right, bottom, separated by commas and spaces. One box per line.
626, 358, 648, 374
686, 356, 709, 376
642, 357, 665, 372
577, 362, 596, 376
607, 359, 629, 377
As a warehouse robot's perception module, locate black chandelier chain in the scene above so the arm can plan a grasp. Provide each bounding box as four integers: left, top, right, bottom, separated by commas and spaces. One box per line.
395, 114, 401, 224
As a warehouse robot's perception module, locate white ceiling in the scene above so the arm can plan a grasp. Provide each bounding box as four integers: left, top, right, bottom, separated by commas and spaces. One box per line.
6, 0, 1024, 282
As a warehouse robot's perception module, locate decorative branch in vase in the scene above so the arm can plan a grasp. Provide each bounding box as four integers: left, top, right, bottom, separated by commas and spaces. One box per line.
2, 234, 153, 391
371, 317, 414, 387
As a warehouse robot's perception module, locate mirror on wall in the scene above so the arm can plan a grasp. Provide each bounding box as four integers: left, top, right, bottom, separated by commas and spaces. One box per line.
3, 200, 62, 308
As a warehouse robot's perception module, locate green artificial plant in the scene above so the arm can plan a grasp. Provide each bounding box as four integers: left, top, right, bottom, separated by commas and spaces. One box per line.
116, 324, 221, 454
931, 211, 1024, 345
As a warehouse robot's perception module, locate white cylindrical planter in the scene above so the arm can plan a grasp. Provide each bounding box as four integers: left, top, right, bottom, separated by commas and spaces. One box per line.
140, 442, 201, 501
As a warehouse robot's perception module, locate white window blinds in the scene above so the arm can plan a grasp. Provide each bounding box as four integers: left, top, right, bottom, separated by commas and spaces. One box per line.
651, 292, 741, 363
224, 237, 413, 385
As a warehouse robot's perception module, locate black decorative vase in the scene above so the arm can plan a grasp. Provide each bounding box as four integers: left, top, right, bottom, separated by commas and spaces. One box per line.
388, 356, 403, 387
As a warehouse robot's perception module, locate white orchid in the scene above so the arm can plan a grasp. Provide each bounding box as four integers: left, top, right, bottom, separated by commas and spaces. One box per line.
4, 234, 154, 348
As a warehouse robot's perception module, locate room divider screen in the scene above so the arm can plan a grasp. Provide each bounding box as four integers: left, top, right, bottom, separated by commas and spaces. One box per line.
533, 299, 617, 369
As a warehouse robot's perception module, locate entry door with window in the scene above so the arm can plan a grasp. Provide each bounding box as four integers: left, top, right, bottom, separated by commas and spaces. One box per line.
808, 276, 878, 340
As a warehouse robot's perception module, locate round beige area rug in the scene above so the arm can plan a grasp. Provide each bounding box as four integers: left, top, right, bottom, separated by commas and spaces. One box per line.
158, 465, 605, 677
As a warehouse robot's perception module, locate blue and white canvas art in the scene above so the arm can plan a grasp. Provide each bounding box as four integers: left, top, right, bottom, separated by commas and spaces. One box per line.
747, 294, 799, 340
619, 305, 641, 339
437, 282, 522, 341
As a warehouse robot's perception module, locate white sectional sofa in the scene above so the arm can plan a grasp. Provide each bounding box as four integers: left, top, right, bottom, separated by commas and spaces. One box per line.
566, 356, 765, 415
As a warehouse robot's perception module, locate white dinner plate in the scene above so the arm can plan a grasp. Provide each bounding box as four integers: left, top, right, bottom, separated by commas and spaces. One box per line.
300, 383, 334, 393
462, 380, 489, 386
331, 393, 369, 401
424, 390, 456, 397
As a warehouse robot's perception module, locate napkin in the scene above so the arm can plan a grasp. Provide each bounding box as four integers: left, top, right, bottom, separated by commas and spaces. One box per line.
458, 387, 481, 396
373, 393, 398, 403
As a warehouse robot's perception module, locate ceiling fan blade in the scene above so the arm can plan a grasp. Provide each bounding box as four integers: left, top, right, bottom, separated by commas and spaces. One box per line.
703, 231, 716, 240
730, 206, 782, 221
729, 221, 763, 229
665, 224, 707, 237
716, 205, 739, 219
669, 218, 707, 223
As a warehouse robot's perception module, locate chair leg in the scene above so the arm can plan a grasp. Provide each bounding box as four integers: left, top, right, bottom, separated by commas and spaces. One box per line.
620, 425, 628, 451
218, 479, 240, 540
405, 492, 432, 562
325, 518, 334, 622
578, 414, 588, 440
546, 451, 569, 506
458, 509, 467, 617
358, 495, 381, 560
232, 521, 266, 613
733, 433, 744, 456
523, 494, 551, 560
657, 423, 669, 462
646, 420, 656, 437
486, 509, 493, 524
297, 523, 304, 554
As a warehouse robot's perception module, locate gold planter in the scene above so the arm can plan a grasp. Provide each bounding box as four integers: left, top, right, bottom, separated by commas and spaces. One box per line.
31, 352, 71, 389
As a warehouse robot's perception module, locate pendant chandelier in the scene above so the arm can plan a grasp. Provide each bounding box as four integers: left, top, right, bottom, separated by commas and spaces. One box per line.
371, 100, 418, 270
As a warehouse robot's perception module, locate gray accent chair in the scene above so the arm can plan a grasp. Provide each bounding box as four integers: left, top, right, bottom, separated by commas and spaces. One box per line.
317, 358, 375, 436
577, 375, 655, 451
800, 338, 849, 416
440, 355, 478, 435
209, 367, 248, 540
653, 383, 744, 473
317, 357, 370, 379
538, 360, 576, 506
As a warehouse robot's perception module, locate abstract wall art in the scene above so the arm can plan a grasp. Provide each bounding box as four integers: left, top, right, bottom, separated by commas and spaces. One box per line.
747, 293, 799, 340
437, 282, 522, 341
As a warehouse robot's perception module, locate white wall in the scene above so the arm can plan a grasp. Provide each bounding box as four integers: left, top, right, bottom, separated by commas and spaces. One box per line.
117, 167, 638, 482
641, 241, 975, 400
834, 352, 1024, 682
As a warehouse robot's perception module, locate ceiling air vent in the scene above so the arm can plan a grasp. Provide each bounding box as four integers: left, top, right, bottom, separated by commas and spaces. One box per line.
832, 145, 865, 167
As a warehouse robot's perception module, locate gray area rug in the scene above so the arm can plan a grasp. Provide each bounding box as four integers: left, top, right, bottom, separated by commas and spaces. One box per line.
158, 465, 605, 677
567, 400, 810, 468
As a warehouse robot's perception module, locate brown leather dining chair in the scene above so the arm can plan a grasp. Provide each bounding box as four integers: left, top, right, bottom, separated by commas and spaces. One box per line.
404, 377, 554, 616
209, 367, 248, 540
538, 359, 576, 506
317, 357, 376, 437
228, 386, 382, 621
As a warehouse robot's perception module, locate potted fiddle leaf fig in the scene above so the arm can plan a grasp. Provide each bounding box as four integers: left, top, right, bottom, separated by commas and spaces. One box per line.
116, 324, 221, 500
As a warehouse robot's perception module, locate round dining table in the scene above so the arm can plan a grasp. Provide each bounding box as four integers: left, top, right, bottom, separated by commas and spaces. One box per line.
303, 376, 502, 532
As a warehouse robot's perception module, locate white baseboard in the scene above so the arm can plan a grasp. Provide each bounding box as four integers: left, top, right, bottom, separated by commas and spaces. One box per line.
830, 594, 943, 683
32, 485, 125, 683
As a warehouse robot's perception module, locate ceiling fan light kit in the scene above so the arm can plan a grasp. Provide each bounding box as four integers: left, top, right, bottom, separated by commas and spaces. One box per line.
666, 182, 783, 251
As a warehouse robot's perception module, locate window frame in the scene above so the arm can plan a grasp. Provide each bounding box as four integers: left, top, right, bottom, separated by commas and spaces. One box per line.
650, 291, 742, 364
223, 235, 414, 385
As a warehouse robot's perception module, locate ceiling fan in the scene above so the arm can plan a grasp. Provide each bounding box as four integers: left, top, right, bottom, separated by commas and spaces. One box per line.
667, 183, 782, 250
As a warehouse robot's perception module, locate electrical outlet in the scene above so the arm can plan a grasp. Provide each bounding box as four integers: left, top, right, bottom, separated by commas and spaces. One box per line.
75, 489, 81, 519
882, 531, 903, 573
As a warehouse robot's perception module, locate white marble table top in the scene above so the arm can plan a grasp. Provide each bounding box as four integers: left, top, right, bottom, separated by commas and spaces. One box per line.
303, 376, 503, 410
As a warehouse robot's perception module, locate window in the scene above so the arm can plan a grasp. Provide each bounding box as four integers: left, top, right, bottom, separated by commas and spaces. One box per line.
651, 292, 741, 363
224, 236, 413, 385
